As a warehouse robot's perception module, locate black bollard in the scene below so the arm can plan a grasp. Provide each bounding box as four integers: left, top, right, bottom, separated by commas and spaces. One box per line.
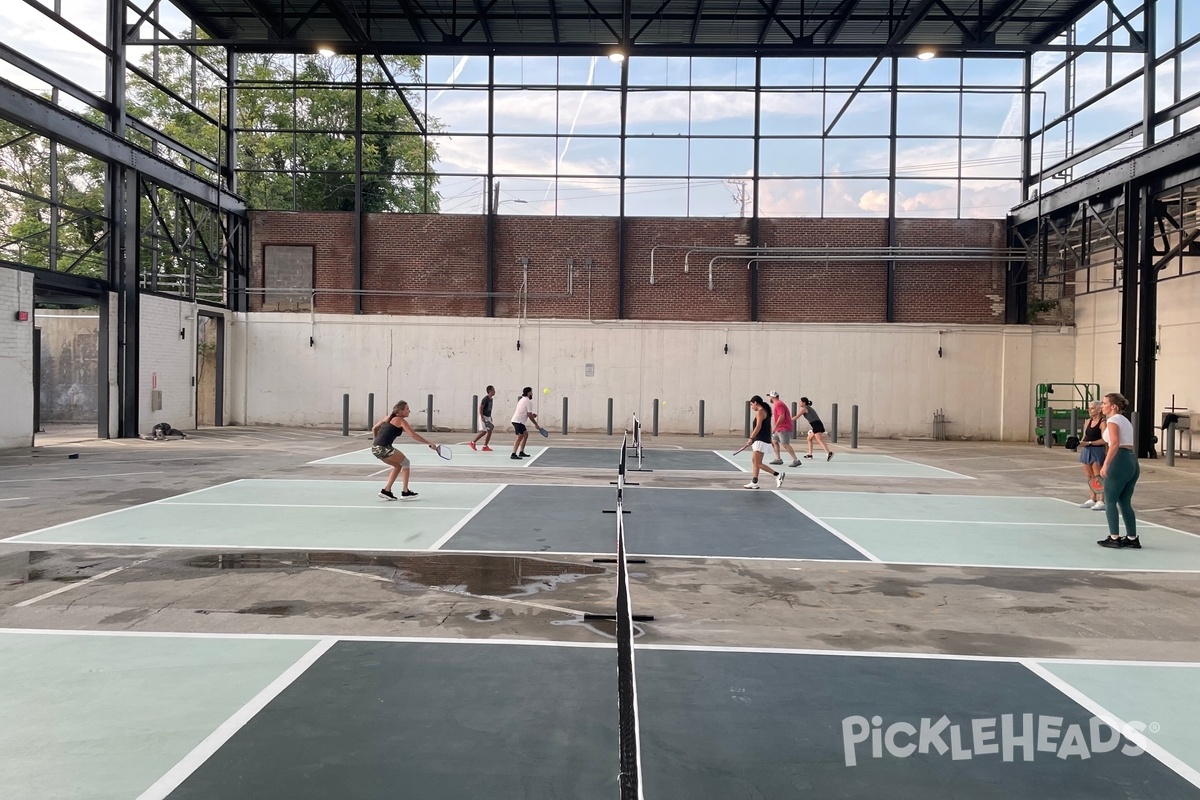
744, 401, 752, 438
851, 405, 859, 449
562, 397, 569, 435
830, 403, 839, 443
342, 394, 350, 436
699, 399, 705, 437
652, 399, 659, 436
426, 394, 434, 433
607, 398, 614, 435
367, 393, 374, 431
471, 394, 479, 434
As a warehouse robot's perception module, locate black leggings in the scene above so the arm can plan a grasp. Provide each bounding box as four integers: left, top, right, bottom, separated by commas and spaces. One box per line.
1104, 448, 1139, 538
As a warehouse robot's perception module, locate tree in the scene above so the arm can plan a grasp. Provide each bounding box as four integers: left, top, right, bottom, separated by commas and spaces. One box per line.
125, 45, 440, 213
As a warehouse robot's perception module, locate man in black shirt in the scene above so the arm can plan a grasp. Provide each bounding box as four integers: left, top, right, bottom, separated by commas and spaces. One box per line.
469, 385, 496, 451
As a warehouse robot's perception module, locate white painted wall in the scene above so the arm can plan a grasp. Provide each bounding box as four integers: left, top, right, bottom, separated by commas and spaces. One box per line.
0, 268, 35, 449
138, 295, 231, 434
229, 313, 1074, 440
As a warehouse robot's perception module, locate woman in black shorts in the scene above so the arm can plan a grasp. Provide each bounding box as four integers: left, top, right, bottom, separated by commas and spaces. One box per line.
1077, 400, 1107, 510
799, 397, 834, 461
371, 400, 438, 500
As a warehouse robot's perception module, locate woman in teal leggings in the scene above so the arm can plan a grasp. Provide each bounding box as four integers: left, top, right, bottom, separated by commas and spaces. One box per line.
1097, 392, 1141, 549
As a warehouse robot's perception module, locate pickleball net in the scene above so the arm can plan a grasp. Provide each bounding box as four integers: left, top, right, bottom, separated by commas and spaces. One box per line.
615, 430, 644, 799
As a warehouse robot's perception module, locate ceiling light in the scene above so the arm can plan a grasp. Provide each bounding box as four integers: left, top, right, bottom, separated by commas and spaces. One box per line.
318, 46, 337, 57
608, 51, 625, 63
916, 48, 936, 60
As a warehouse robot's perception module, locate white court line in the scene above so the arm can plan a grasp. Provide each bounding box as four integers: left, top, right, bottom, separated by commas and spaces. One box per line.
135, 638, 337, 800
0, 471, 163, 484
429, 484, 508, 550
774, 494, 881, 562
712, 451, 746, 472
847, 454, 976, 479
0, 497, 30, 502
822, 516, 1111, 527
161, 501, 479, 511
524, 447, 548, 464
1047, 497, 1200, 539
14, 560, 148, 608
1022, 660, 1200, 789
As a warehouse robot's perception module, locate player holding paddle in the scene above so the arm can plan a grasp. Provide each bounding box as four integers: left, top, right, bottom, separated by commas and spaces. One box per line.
372, 400, 440, 500
744, 395, 785, 489
510, 386, 539, 460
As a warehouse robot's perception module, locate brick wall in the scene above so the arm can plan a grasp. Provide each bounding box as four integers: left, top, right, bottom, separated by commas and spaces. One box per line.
250, 212, 1008, 323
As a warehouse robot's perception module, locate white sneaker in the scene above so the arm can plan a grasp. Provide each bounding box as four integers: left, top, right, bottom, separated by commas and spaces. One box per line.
743, 482, 759, 489
775, 472, 786, 488
1092, 502, 1106, 511
1079, 499, 1096, 508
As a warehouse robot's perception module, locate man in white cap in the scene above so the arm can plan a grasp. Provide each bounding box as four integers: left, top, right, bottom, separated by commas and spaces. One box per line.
767, 391, 801, 468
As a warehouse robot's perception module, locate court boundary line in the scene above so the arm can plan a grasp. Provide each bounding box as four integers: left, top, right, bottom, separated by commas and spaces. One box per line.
135, 638, 337, 800
0, 471, 164, 484
14, 560, 148, 608
161, 501, 480, 511
710, 450, 975, 479
774, 494, 881, 562
305, 448, 546, 468
1046, 497, 1200, 539
865, 454, 977, 479
430, 484, 509, 550
823, 516, 1114, 527
0, 628, 611, 647
1022, 660, 1200, 789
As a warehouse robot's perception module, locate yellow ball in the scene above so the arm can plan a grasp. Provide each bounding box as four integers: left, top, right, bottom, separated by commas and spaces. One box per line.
543, 387, 550, 394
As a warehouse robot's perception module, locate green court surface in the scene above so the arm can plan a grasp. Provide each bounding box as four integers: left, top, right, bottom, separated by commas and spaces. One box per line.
788, 492, 1200, 571
0, 631, 321, 800
310, 446, 546, 466
725, 451, 972, 479
5, 480, 502, 551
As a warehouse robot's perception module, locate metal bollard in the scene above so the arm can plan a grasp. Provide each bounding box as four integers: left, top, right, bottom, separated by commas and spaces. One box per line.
1131, 411, 1139, 456
1166, 422, 1176, 467
851, 404, 859, 449
744, 401, 752, 438
652, 398, 660, 436
471, 394, 479, 433
562, 397, 569, 436
367, 393, 374, 430
426, 394, 434, 433
1069, 407, 1078, 443
1045, 408, 1053, 448
699, 399, 705, 437
830, 403, 839, 443
342, 394, 350, 436
791, 401, 797, 418
607, 398, 613, 436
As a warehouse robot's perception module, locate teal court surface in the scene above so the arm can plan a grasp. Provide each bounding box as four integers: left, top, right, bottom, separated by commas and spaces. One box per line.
7, 479, 1200, 571
1, 629, 1198, 800
309, 445, 548, 467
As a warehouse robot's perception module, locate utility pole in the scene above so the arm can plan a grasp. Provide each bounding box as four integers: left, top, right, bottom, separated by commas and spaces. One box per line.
728, 179, 750, 217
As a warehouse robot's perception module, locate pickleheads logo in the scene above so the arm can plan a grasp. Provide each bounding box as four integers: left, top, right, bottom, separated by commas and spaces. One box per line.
842, 714, 1154, 767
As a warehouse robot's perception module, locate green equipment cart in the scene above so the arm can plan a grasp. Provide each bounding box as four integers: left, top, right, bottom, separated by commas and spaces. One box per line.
1034, 383, 1101, 445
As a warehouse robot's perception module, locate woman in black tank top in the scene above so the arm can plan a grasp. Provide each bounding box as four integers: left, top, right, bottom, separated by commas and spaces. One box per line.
743, 396, 784, 489
370, 400, 438, 500
1077, 400, 1107, 508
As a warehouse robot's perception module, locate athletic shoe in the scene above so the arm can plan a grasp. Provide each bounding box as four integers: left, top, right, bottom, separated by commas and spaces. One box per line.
1092, 502, 1106, 511
827, 452, 834, 461
789, 460, 802, 468
511, 453, 521, 460
775, 472, 786, 488
1097, 536, 1122, 548
769, 459, 784, 465
468, 441, 477, 451
401, 490, 418, 498
1121, 536, 1142, 549
481, 446, 493, 452
379, 489, 397, 501
803, 454, 813, 459
519, 452, 531, 458
743, 481, 759, 489
1079, 499, 1096, 508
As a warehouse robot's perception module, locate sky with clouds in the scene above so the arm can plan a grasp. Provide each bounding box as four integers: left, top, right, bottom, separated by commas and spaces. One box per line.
2, 0, 1195, 218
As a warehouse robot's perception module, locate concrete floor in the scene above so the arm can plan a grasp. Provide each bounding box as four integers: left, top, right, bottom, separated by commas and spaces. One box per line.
2, 426, 1200, 663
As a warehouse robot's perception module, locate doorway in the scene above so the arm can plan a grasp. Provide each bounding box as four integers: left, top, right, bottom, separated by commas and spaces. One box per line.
196, 312, 224, 427
33, 295, 102, 445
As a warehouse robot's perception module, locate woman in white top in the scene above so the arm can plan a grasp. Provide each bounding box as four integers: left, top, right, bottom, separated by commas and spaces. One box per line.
1097, 392, 1140, 549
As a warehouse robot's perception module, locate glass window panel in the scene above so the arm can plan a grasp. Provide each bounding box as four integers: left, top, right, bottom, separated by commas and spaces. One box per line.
293, 87, 357, 131
362, 88, 426, 133
824, 178, 890, 216
494, 177, 553, 213
558, 137, 621, 176
1185, 0, 1200, 39
961, 92, 1022, 137
626, 138, 690, 176
825, 138, 890, 178
494, 56, 558, 85
690, 179, 749, 217
1035, 70, 1067, 127
963, 59, 1023, 86
624, 179, 689, 215
961, 180, 1021, 218
760, 58, 823, 88
626, 91, 690, 135
760, 139, 823, 177
558, 90, 622, 134
824, 91, 891, 135
1157, 0, 1178, 51
426, 88, 489, 133
430, 134, 488, 173
627, 57, 692, 86
690, 57, 756, 87
1031, 51, 1065, 83
690, 138, 753, 177
760, 91, 824, 136
689, 91, 756, 135
494, 136, 558, 176
557, 178, 621, 215
558, 57, 622, 87
1074, 5, 1109, 43
1156, 59, 1177, 111
435, 176, 488, 214
897, 91, 960, 135
961, 139, 1022, 179
1073, 52, 1109, 104
423, 55, 488, 85
494, 90, 557, 133
897, 139, 960, 178
1181, 44, 1200, 95
898, 57, 961, 86
1111, 53, 1143, 79
1074, 81, 1143, 151
895, 180, 959, 218
826, 58, 891, 87
759, 179, 822, 216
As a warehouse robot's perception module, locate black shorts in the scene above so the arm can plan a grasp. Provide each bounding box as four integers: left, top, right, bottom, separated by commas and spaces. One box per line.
513, 422, 527, 435
809, 421, 826, 434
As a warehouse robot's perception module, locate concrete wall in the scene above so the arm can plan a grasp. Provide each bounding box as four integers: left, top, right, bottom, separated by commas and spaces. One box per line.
229, 313, 1073, 440
36, 311, 99, 423
138, 295, 231, 435
0, 268, 35, 449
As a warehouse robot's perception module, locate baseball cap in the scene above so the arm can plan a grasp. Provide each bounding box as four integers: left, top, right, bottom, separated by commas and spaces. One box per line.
767, 391, 779, 398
